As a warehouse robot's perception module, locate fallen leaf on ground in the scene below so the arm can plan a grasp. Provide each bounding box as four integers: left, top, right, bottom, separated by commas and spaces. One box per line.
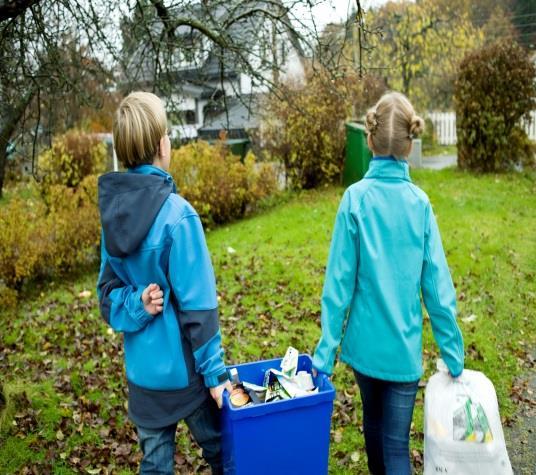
462, 313, 477, 323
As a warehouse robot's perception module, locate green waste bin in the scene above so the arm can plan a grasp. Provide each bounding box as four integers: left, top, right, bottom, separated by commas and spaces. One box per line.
343, 122, 372, 186
208, 138, 251, 161
227, 138, 251, 160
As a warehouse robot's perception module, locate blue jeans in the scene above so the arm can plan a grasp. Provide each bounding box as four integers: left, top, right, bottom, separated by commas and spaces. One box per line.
137, 398, 222, 475
354, 370, 419, 475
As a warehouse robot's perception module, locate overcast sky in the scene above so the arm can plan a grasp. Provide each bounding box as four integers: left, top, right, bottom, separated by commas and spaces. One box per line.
306, 0, 392, 31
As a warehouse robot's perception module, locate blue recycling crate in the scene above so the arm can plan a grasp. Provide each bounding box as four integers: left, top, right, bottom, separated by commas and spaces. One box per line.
222, 354, 336, 474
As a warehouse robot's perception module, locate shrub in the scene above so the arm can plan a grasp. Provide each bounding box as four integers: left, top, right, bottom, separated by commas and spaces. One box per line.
421, 117, 437, 151
454, 41, 536, 172
42, 175, 100, 271
38, 129, 107, 188
261, 70, 385, 189
0, 176, 100, 301
0, 194, 48, 289
168, 140, 278, 225
0, 136, 276, 299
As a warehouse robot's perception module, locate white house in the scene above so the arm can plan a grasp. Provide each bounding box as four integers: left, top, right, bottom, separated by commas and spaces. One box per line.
153, 2, 307, 141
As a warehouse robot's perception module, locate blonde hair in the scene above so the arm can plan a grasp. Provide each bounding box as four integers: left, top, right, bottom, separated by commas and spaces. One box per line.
365, 92, 424, 159
113, 91, 167, 168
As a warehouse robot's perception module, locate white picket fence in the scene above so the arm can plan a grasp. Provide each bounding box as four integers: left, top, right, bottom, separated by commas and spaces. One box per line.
427, 111, 536, 145
524, 111, 536, 141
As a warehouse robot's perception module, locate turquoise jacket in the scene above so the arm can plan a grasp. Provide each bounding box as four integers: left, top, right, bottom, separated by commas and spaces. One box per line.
312, 157, 464, 381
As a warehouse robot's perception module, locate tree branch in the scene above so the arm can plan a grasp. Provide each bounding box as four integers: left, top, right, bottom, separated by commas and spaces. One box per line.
149, 0, 229, 47
0, 0, 42, 22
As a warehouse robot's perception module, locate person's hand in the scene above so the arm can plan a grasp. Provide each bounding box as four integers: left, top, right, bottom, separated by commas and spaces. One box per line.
210, 380, 233, 409
312, 368, 331, 381
141, 283, 164, 315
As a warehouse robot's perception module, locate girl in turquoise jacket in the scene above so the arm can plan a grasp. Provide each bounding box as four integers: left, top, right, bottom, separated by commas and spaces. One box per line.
312, 92, 464, 475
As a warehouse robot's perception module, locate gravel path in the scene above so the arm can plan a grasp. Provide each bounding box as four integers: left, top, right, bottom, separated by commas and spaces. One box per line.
421, 154, 457, 170
505, 369, 536, 475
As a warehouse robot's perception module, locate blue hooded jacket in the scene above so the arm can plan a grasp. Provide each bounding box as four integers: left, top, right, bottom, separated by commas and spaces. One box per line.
312, 157, 464, 381
97, 165, 228, 428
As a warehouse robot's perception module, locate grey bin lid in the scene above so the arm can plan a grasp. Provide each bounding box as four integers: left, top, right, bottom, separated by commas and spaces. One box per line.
346, 122, 367, 132
207, 138, 250, 145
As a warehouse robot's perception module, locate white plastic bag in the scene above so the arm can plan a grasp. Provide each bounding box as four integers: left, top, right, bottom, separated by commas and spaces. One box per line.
424, 360, 513, 475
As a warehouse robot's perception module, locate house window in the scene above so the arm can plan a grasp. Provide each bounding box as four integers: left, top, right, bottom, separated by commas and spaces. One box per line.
169, 110, 197, 125
184, 110, 196, 124
203, 90, 225, 122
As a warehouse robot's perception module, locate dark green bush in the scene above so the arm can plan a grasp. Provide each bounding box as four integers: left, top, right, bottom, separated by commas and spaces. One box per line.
454, 41, 536, 172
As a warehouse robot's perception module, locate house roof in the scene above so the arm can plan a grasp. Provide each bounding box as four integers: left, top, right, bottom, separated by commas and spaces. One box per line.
178, 81, 218, 99
125, 0, 305, 85
195, 2, 306, 78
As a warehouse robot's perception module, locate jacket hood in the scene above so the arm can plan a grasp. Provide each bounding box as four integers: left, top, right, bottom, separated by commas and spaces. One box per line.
98, 168, 175, 257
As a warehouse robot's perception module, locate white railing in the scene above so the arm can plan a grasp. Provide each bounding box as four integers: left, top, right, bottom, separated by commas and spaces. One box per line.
427, 111, 536, 145
428, 112, 457, 145
524, 111, 536, 141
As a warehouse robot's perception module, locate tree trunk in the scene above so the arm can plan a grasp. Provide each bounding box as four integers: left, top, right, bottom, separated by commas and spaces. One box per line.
0, 382, 5, 412
0, 143, 6, 199
271, 20, 279, 85
0, 119, 16, 199
0, 88, 37, 198
402, 73, 411, 97
400, 54, 412, 97
0, 119, 19, 199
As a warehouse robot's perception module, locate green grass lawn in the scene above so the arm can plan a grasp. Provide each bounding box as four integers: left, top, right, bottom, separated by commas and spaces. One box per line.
1, 169, 535, 474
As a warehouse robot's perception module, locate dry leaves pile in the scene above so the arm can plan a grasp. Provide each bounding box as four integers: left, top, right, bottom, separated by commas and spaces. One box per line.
0, 291, 210, 474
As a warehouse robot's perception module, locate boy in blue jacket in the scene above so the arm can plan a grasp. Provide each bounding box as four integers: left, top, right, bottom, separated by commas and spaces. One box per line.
97, 91, 231, 474
313, 92, 464, 475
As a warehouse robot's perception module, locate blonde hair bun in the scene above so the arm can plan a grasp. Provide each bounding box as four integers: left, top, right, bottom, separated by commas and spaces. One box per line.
366, 91, 422, 158
365, 109, 379, 135
409, 115, 425, 138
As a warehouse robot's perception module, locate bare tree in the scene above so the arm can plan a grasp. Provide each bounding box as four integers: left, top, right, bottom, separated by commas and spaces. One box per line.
118, 0, 325, 123
0, 0, 115, 196
0, 0, 365, 196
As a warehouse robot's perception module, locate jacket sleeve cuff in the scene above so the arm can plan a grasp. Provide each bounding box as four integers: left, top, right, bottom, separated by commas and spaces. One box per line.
312, 353, 333, 376
443, 353, 464, 378
447, 360, 464, 378
204, 369, 230, 388
132, 288, 153, 327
